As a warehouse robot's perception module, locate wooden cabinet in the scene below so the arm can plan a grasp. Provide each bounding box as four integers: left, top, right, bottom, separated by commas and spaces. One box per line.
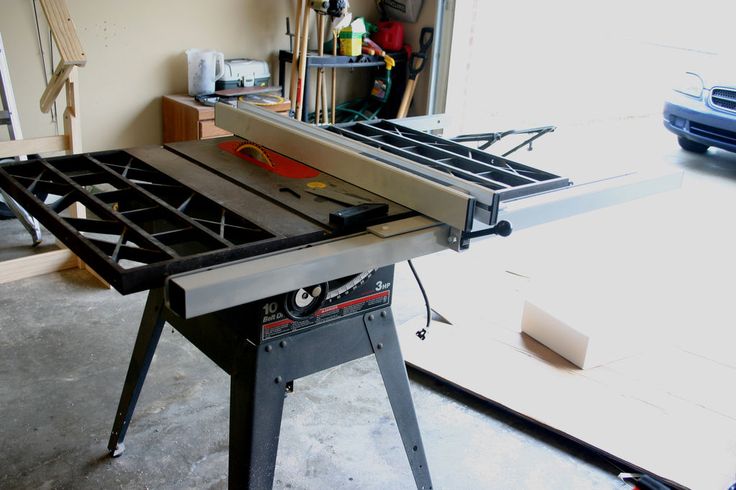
162, 95, 232, 143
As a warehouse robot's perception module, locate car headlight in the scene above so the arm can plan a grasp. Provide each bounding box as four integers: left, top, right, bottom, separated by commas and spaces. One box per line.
674, 72, 705, 99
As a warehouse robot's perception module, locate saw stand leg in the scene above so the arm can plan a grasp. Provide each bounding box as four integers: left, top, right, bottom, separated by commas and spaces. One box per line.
228, 309, 432, 489
228, 342, 288, 488
107, 291, 432, 489
107, 288, 166, 457
365, 312, 433, 489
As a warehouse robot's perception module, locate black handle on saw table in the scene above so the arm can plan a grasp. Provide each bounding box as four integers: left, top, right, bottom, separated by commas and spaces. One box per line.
407, 27, 434, 80
459, 220, 513, 248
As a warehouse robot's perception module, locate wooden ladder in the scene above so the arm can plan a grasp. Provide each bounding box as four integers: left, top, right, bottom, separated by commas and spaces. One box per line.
0, 0, 108, 287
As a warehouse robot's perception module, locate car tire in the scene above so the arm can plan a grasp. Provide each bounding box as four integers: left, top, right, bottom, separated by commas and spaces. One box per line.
678, 136, 709, 154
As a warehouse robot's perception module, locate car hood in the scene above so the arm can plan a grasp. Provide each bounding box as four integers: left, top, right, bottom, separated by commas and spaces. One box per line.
686, 57, 736, 89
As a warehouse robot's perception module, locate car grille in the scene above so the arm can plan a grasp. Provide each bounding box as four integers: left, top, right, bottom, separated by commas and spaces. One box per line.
710, 88, 736, 113
690, 121, 736, 147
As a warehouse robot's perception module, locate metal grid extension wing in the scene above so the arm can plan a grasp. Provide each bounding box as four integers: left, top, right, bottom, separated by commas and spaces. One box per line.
0, 150, 326, 294
327, 120, 571, 224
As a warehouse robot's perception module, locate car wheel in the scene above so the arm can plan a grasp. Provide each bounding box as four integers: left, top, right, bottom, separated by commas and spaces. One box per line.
678, 136, 709, 154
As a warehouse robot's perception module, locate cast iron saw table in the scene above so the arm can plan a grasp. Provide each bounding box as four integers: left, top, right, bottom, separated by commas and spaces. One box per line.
0, 104, 680, 488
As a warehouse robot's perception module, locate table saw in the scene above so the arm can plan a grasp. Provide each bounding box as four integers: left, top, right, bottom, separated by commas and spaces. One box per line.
0, 103, 680, 489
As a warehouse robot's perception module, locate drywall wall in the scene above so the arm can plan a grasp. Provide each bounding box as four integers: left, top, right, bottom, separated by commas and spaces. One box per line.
0, 1, 286, 150
0, 1, 437, 152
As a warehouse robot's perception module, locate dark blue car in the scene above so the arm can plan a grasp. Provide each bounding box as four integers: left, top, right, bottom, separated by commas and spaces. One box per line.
663, 71, 736, 154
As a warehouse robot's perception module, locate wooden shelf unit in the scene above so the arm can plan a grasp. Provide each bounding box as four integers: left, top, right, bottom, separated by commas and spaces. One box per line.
162, 95, 232, 144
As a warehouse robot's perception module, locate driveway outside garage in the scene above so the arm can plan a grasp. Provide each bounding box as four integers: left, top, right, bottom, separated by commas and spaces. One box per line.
391, 106, 736, 489
437, 0, 736, 368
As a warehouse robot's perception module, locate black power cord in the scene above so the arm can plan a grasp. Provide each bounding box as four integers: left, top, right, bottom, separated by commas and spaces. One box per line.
407, 259, 430, 340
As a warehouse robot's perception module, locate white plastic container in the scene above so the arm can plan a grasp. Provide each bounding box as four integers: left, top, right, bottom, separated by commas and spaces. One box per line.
185, 49, 224, 96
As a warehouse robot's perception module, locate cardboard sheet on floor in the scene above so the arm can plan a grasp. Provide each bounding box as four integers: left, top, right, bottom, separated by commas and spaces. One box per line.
398, 316, 736, 489
396, 196, 736, 489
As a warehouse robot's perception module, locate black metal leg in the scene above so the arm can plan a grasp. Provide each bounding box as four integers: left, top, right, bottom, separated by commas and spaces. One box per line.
302, 65, 310, 122
279, 58, 286, 98
106, 285, 432, 488
229, 341, 287, 489
365, 310, 433, 490
108, 288, 166, 456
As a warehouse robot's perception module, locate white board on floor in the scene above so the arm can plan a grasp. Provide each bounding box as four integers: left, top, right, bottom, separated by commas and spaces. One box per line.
398, 315, 736, 490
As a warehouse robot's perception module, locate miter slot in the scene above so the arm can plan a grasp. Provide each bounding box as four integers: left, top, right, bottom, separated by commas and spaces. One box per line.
279, 187, 301, 199
303, 186, 372, 206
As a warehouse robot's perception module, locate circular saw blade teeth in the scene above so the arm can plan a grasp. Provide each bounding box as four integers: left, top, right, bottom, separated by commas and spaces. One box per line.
236, 142, 274, 167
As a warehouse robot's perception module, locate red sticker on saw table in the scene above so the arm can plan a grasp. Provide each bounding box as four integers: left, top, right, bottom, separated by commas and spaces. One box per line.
218, 140, 319, 179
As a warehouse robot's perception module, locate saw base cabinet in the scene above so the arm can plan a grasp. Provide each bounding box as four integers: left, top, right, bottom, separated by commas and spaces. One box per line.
162, 95, 231, 143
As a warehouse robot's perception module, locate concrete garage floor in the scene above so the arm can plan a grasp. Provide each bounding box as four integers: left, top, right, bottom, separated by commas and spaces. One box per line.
0, 267, 624, 489
1, 113, 734, 489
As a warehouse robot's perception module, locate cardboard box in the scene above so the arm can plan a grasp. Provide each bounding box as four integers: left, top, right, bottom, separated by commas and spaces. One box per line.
521, 284, 642, 369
